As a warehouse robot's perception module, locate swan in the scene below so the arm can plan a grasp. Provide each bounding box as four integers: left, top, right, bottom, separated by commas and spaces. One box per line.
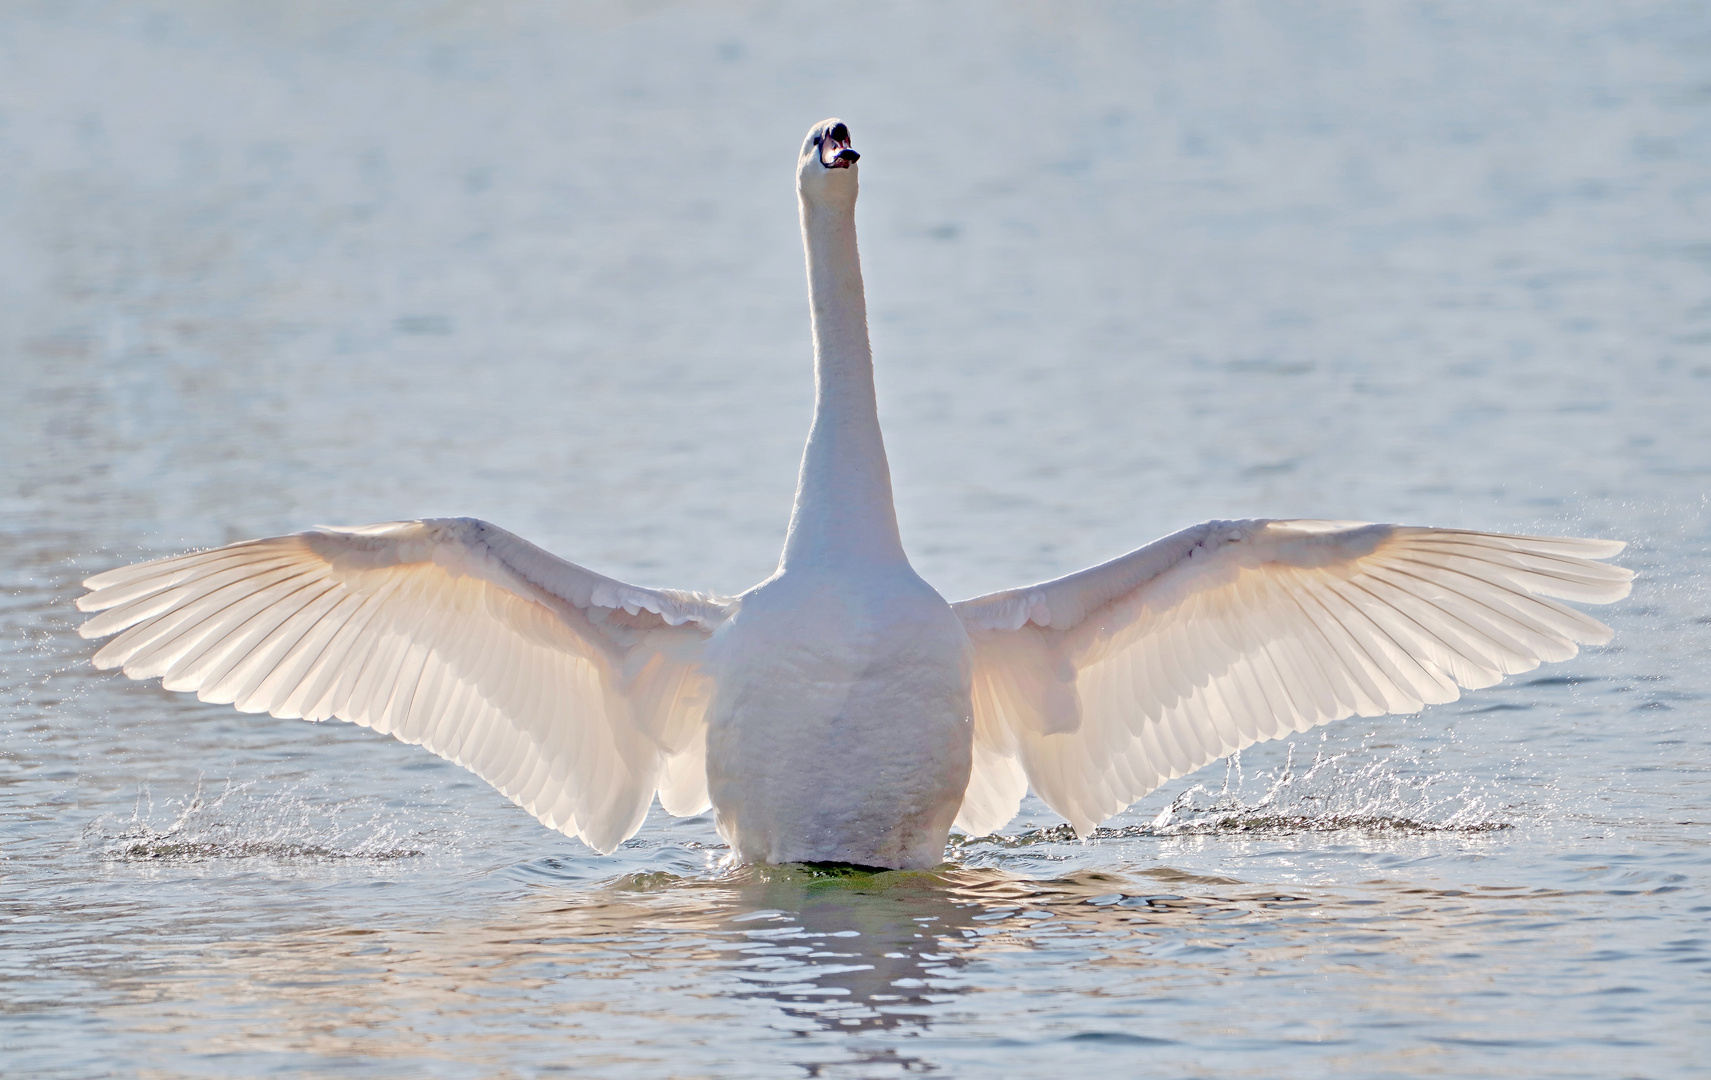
77, 119, 1634, 870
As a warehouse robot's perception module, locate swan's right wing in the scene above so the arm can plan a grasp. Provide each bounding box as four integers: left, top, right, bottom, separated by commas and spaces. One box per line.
951, 520, 1632, 836
77, 517, 735, 853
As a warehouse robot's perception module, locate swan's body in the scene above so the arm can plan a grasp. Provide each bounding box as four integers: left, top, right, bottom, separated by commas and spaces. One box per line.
77, 120, 1634, 869
706, 128, 972, 866
709, 563, 971, 867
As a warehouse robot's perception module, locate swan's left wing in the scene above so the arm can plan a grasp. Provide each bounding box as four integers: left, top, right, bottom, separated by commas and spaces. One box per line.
950, 520, 1633, 836
76, 518, 734, 853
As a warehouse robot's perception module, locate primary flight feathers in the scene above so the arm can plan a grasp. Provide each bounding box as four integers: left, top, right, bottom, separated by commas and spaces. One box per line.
950, 520, 1629, 835
79, 518, 731, 854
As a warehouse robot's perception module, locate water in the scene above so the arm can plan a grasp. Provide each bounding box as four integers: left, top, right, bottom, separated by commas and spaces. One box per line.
3, 2, 1709, 1076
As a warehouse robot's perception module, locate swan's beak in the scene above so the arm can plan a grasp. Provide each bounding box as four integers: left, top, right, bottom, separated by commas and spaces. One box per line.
820, 124, 859, 169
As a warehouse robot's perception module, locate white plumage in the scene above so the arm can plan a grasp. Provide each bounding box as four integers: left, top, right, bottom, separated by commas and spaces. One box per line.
78, 120, 1632, 868
80, 519, 727, 854
950, 520, 1630, 835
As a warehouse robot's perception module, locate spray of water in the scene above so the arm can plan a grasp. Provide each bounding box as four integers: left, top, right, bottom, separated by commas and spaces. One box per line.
86, 777, 426, 861
1145, 741, 1510, 836
950, 737, 1510, 856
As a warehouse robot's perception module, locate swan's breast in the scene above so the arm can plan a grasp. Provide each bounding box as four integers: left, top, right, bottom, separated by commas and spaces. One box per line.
703, 567, 974, 866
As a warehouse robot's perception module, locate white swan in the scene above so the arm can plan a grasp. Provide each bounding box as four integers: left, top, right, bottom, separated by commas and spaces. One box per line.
77, 119, 1633, 869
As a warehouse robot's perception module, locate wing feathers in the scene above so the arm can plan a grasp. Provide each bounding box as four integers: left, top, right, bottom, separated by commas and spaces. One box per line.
79, 519, 733, 854
955, 520, 1631, 835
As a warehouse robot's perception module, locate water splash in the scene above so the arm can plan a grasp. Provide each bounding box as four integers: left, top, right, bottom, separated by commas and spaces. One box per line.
951, 740, 1510, 856
1145, 742, 1510, 836
86, 778, 426, 861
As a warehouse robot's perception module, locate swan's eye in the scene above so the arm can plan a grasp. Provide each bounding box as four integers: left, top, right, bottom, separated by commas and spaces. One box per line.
828, 122, 849, 144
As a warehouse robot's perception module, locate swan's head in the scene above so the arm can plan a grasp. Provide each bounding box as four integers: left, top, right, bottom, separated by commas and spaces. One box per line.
797, 118, 859, 206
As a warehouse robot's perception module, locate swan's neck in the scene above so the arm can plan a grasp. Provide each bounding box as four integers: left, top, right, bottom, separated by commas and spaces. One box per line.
779, 197, 907, 571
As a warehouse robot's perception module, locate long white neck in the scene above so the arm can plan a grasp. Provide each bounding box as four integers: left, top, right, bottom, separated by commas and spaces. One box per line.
779, 195, 907, 571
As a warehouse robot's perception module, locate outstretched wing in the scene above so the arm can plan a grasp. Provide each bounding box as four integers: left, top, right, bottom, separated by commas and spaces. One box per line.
950, 520, 1633, 836
77, 517, 735, 853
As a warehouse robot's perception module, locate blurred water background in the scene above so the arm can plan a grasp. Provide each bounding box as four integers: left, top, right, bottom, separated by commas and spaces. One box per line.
3, 2, 1710, 1077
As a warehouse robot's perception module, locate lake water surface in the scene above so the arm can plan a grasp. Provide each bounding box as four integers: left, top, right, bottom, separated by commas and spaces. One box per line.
3, 3, 1709, 1077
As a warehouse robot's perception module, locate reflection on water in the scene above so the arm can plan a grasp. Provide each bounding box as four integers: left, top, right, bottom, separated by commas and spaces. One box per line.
30, 856, 1700, 1078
